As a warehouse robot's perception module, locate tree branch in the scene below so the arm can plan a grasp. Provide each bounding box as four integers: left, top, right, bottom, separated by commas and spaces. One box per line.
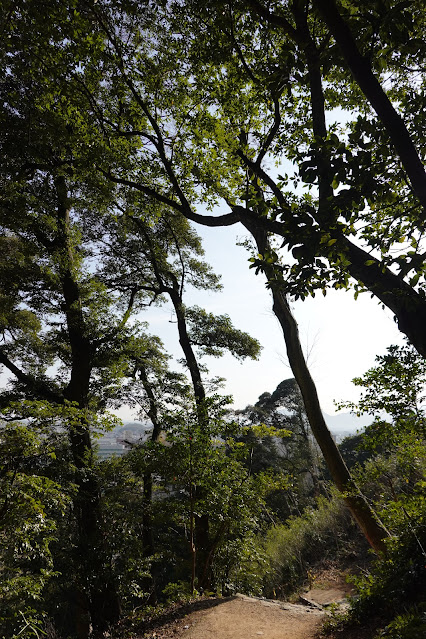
104, 169, 240, 227
0, 349, 63, 404
246, 0, 300, 43
313, 0, 426, 213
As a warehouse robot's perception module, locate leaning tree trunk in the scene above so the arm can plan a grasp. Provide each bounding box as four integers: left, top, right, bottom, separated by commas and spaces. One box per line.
244, 219, 389, 554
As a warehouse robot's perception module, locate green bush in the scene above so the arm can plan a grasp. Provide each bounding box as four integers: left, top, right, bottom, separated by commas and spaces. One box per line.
378, 608, 426, 639
0, 421, 72, 638
263, 489, 363, 597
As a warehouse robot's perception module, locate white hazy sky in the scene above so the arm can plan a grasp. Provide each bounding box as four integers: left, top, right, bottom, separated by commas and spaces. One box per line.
116, 220, 404, 422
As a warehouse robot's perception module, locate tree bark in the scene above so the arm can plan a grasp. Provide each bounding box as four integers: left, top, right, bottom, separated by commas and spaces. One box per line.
136, 225, 212, 588
166, 283, 212, 588
138, 366, 160, 558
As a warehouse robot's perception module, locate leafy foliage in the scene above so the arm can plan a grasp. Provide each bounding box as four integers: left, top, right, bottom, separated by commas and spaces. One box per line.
3, 0, 426, 636
122, 396, 282, 597
329, 345, 426, 637
0, 418, 72, 637
234, 378, 324, 519
263, 489, 365, 598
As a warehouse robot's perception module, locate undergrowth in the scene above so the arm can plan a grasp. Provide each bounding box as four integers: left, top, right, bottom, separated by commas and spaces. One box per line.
262, 487, 368, 598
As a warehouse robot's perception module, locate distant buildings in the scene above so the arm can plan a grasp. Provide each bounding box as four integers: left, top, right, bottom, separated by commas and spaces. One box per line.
96, 422, 151, 459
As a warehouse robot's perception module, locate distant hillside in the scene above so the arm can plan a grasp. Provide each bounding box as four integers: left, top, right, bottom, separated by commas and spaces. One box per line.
96, 421, 151, 459
117, 422, 151, 434
322, 411, 373, 441
114, 415, 372, 445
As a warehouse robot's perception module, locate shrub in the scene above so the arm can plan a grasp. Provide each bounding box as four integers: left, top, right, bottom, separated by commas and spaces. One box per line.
263, 488, 364, 597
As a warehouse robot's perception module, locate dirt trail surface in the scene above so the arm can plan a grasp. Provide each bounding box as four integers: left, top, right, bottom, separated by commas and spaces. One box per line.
178, 594, 324, 639
138, 573, 354, 639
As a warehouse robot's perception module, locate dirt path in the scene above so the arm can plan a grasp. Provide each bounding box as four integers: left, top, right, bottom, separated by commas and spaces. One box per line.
140, 573, 354, 639
177, 595, 324, 639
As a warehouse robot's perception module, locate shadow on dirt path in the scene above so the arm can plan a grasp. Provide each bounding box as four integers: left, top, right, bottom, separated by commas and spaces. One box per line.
177, 594, 325, 639
133, 574, 355, 639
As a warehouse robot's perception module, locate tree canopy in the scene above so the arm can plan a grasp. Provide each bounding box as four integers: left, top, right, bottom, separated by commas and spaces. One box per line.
2, 1, 426, 637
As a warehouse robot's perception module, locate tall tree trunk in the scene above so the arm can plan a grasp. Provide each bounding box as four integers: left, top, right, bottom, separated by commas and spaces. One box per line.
135, 217, 213, 588
167, 284, 212, 588
137, 365, 162, 602
138, 366, 161, 558
243, 218, 389, 554
55, 176, 121, 637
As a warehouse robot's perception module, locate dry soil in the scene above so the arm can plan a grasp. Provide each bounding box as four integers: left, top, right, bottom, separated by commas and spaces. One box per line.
141, 574, 354, 639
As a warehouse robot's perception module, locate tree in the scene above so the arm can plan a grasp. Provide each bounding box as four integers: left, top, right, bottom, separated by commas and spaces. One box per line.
123, 395, 280, 596
0, 413, 71, 637
0, 0, 391, 555
0, 5, 152, 631
1, 3, 264, 625
338, 343, 426, 459
341, 344, 426, 428
103, 0, 425, 354
197, 0, 426, 348
55, 0, 385, 552
6, 0, 426, 608
100, 206, 260, 411
235, 378, 322, 517
335, 344, 426, 627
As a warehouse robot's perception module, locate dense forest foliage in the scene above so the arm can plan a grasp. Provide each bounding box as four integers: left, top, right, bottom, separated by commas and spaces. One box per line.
1, 1, 426, 637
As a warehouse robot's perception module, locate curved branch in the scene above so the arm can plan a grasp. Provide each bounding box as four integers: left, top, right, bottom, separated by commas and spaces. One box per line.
235, 152, 426, 357
104, 169, 240, 227
0, 349, 63, 404
255, 96, 282, 168
246, 0, 300, 43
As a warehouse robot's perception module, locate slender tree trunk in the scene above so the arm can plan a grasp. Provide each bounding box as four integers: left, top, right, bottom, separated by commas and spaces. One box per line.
236, 13, 388, 546
136, 365, 163, 602
244, 218, 389, 554
270, 287, 388, 552
137, 232, 212, 587
166, 279, 211, 588
168, 283, 206, 409
138, 366, 161, 558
